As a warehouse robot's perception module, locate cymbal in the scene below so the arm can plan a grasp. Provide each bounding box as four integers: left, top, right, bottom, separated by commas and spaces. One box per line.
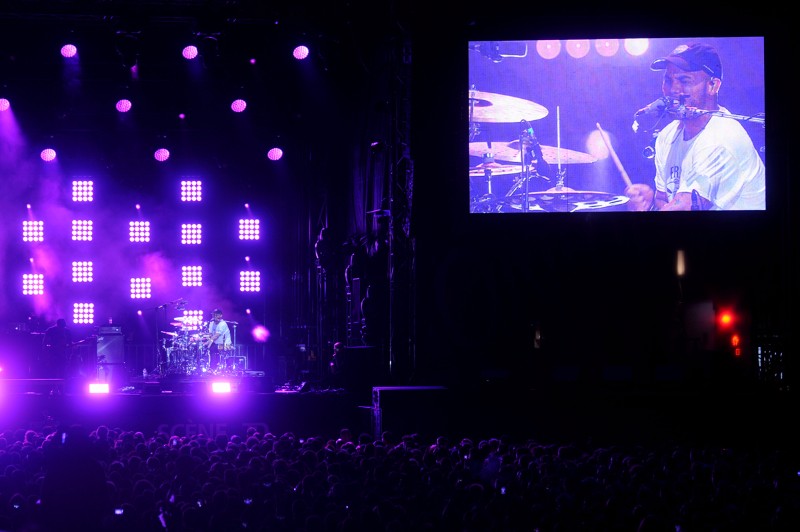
173, 316, 190, 321
161, 331, 177, 337
169, 321, 183, 327
502, 188, 629, 212
468, 90, 548, 123
468, 162, 521, 177
469, 140, 598, 164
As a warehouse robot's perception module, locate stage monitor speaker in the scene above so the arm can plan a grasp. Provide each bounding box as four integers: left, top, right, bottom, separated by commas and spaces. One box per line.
97, 334, 125, 364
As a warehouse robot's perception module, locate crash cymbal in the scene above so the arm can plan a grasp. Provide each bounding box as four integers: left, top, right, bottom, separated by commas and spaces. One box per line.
169, 321, 183, 327
468, 162, 521, 177
173, 316, 190, 321
502, 188, 629, 212
161, 331, 178, 337
470, 140, 598, 164
468, 90, 548, 123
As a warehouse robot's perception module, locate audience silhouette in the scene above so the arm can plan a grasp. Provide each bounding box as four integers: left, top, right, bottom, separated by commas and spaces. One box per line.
0, 421, 798, 531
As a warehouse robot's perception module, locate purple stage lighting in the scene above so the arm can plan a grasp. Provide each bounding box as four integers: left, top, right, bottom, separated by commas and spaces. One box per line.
40, 148, 57, 162
22, 274, 44, 295
267, 147, 283, 161
182, 45, 198, 60
130, 278, 152, 299
181, 265, 202, 287
231, 99, 247, 112
154, 148, 170, 162
180, 180, 202, 202
238, 219, 260, 240
72, 219, 93, 241
181, 223, 202, 244
116, 99, 132, 112
71, 261, 94, 283
0, 99, 10, 111
293, 45, 310, 60
60, 44, 78, 58
129, 221, 151, 242
72, 180, 94, 202
22, 220, 44, 242
73, 302, 95, 324
239, 270, 261, 292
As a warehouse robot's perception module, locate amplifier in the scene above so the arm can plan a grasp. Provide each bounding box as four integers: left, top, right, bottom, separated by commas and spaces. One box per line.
98, 326, 122, 334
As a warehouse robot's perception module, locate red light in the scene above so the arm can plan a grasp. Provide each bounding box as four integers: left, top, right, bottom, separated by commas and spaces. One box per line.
717, 310, 735, 328
731, 334, 740, 347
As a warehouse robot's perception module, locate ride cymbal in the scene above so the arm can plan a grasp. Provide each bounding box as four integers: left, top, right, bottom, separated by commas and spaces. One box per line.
470, 140, 598, 164
468, 90, 548, 123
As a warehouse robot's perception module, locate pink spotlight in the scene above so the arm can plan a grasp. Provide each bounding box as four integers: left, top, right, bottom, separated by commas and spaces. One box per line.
182, 45, 198, 60
211, 382, 232, 394
0, 98, 9, 111
252, 325, 270, 342
267, 147, 283, 161
88, 382, 110, 394
293, 45, 310, 60
231, 99, 247, 113
60, 44, 78, 58
154, 148, 170, 162
565, 40, 591, 59
40, 148, 57, 162
594, 39, 620, 58
536, 40, 561, 60
116, 99, 132, 113
178, 113, 186, 120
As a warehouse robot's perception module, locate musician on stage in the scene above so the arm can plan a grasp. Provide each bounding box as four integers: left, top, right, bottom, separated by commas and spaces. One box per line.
625, 43, 765, 211
203, 308, 231, 371
41, 318, 73, 378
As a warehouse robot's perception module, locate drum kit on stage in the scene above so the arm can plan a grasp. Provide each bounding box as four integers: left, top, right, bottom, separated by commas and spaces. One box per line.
468, 88, 629, 212
158, 317, 236, 376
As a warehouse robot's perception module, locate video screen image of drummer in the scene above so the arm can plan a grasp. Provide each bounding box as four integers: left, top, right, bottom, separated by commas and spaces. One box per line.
467, 36, 766, 213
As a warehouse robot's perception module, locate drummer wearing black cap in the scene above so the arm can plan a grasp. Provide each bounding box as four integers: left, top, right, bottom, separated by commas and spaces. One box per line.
625, 42, 765, 211
204, 308, 231, 372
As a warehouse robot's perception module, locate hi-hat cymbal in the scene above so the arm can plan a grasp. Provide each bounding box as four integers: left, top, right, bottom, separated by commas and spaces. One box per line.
468, 90, 548, 123
468, 162, 521, 177
502, 188, 629, 212
470, 140, 598, 164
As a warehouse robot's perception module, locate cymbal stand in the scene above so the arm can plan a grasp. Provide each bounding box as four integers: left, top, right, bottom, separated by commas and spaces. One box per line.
468, 85, 481, 141
517, 131, 540, 211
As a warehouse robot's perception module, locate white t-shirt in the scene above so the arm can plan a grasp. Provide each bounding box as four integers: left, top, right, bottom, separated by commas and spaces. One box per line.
208, 319, 231, 346
654, 109, 765, 210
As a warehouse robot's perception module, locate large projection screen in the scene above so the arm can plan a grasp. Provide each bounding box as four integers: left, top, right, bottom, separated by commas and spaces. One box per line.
467, 36, 765, 214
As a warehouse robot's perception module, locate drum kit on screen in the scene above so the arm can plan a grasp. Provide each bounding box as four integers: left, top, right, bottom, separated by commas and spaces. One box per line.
158, 316, 234, 376
468, 88, 629, 213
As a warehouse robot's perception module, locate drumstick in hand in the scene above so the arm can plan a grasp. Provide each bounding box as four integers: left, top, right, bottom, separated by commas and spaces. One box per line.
596, 123, 632, 188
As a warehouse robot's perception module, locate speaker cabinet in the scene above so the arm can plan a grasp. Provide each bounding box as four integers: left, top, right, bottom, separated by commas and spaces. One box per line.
97, 334, 125, 364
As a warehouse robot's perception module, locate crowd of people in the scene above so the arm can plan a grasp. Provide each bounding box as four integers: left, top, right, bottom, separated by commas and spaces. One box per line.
1, 420, 797, 531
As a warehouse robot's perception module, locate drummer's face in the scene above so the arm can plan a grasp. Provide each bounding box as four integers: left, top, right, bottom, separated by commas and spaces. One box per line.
213, 313, 222, 322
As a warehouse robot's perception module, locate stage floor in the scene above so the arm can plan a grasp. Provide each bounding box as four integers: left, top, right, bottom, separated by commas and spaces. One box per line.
1, 376, 797, 449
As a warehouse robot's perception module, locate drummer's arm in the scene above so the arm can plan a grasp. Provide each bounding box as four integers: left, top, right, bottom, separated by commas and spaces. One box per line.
205, 332, 219, 348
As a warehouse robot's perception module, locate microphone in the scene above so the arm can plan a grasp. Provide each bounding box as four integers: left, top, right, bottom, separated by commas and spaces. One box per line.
634, 97, 669, 118
521, 119, 535, 138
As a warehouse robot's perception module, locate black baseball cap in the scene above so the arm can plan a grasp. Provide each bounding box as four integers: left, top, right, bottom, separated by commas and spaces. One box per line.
651, 43, 722, 80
